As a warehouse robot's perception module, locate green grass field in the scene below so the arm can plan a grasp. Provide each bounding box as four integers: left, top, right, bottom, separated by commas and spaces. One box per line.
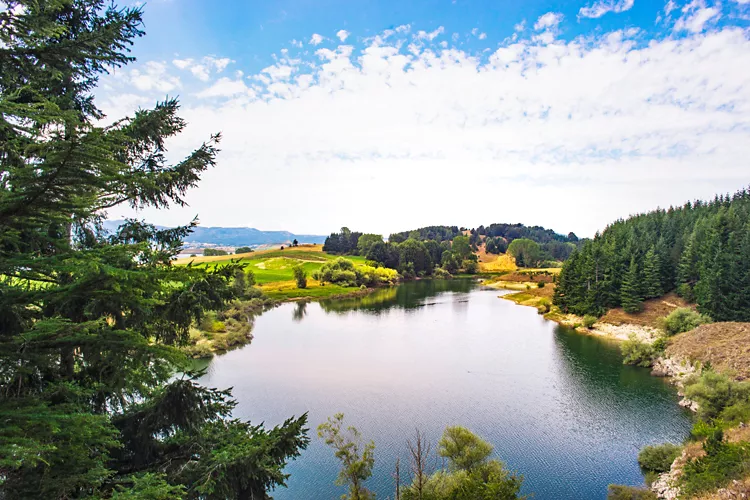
175, 245, 369, 299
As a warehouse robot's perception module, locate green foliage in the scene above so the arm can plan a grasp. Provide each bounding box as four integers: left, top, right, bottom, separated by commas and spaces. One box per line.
537, 281, 545, 288
507, 239, 541, 268
538, 298, 552, 314
683, 371, 750, 421
462, 259, 479, 274
324, 227, 363, 255
554, 189, 750, 321
293, 264, 308, 289
0, 3, 308, 497
621, 335, 665, 367
433, 267, 453, 279
402, 426, 524, 500
620, 257, 643, 313
582, 315, 597, 329
606, 485, 658, 500
680, 439, 750, 497
204, 248, 229, 256
439, 426, 494, 472
452, 235, 472, 260
318, 413, 376, 500
235, 246, 254, 254
357, 234, 384, 256
314, 257, 398, 287
660, 307, 711, 336
638, 443, 682, 473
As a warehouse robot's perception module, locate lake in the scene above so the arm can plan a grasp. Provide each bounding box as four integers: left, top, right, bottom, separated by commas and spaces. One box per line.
198, 279, 691, 499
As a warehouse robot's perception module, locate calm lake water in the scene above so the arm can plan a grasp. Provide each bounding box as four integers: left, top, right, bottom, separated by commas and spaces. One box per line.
198, 280, 691, 499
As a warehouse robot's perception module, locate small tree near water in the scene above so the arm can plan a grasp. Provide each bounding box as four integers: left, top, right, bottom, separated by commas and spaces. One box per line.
293, 264, 308, 289
318, 413, 376, 500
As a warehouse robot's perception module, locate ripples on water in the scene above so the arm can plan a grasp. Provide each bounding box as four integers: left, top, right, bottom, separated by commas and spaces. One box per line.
199, 280, 691, 499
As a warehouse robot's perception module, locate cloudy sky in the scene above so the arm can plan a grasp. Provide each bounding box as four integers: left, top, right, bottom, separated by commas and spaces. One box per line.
99, 0, 750, 238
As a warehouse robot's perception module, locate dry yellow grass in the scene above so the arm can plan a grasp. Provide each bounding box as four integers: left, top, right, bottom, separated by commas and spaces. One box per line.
478, 253, 517, 273
175, 244, 323, 265
600, 293, 692, 328
667, 322, 750, 380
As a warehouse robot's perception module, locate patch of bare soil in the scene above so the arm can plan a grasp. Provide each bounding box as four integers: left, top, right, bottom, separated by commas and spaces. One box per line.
600, 293, 692, 328
667, 322, 750, 380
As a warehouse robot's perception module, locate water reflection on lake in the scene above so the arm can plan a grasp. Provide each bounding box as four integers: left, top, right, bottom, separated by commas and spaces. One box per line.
199, 280, 690, 499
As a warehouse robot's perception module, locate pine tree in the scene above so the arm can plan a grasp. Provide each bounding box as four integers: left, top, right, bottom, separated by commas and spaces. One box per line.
0, 2, 308, 498
642, 247, 663, 299
620, 257, 643, 313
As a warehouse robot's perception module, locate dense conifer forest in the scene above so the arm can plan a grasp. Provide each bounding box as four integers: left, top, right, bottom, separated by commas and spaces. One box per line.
554, 189, 750, 321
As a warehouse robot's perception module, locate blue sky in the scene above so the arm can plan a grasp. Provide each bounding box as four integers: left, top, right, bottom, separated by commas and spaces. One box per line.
101, 0, 750, 237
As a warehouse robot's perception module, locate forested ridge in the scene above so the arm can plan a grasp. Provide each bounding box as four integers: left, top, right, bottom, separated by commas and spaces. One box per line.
554, 189, 750, 321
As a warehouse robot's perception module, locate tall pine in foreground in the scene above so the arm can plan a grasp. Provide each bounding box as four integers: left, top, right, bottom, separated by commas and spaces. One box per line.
554, 190, 750, 320
0, 1, 308, 498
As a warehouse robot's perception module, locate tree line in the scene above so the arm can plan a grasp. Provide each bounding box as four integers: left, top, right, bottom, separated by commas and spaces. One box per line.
554, 188, 750, 320
323, 228, 479, 277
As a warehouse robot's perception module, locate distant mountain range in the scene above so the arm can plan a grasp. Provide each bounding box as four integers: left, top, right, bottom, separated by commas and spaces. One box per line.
103, 220, 326, 247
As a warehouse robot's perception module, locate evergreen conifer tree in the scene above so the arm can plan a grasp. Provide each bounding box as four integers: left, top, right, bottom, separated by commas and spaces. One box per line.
642, 247, 663, 299
0, 2, 308, 498
621, 257, 643, 313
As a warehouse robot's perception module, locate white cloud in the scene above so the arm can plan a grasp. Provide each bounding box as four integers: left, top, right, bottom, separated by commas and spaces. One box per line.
172, 56, 234, 81
534, 12, 563, 30
515, 20, 526, 32
196, 77, 251, 98
128, 61, 180, 92
579, 0, 635, 19
336, 29, 350, 42
99, 24, 750, 237
478, 32, 487, 40
674, 5, 721, 32
415, 26, 445, 41
310, 33, 324, 45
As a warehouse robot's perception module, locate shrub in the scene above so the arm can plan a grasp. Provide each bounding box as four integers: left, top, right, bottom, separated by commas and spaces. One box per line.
638, 443, 682, 473
582, 315, 597, 329
235, 246, 253, 254
433, 267, 453, 280
621, 334, 664, 367
660, 307, 711, 336
185, 342, 214, 359
537, 281, 545, 288
680, 440, 750, 497
293, 265, 308, 289
199, 311, 217, 332
684, 371, 750, 421
538, 298, 551, 314
212, 321, 226, 333
461, 259, 478, 274
607, 485, 657, 500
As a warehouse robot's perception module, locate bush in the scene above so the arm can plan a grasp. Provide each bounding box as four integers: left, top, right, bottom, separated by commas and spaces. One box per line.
680, 440, 750, 497
638, 443, 682, 473
683, 371, 750, 421
538, 298, 551, 314
203, 248, 228, 256
211, 321, 226, 333
235, 246, 254, 254
293, 265, 307, 289
461, 259, 478, 274
607, 485, 657, 500
537, 281, 545, 288
660, 307, 711, 336
433, 267, 453, 279
621, 334, 664, 367
582, 315, 597, 329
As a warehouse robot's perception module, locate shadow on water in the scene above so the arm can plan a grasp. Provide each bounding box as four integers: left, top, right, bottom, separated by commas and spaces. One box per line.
317, 279, 476, 316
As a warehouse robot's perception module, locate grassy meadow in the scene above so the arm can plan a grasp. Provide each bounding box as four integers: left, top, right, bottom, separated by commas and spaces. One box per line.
175, 244, 369, 299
